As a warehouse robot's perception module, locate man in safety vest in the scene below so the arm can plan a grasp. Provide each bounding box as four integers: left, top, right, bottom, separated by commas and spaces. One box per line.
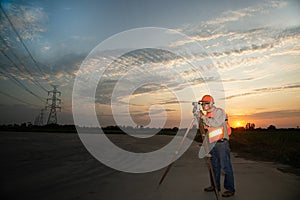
198, 95, 235, 197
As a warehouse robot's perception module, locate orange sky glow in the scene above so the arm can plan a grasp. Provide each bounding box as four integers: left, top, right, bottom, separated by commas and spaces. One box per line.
0, 1, 299, 129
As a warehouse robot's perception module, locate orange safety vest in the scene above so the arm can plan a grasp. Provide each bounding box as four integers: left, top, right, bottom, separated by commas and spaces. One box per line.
206, 108, 232, 143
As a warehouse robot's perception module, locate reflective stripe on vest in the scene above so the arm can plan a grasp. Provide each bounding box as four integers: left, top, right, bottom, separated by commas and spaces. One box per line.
208, 126, 224, 143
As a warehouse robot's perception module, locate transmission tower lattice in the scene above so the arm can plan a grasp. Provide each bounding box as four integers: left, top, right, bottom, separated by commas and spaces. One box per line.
34, 109, 45, 126
46, 85, 61, 124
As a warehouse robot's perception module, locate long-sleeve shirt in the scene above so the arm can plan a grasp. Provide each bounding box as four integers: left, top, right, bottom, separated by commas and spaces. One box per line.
201, 106, 230, 140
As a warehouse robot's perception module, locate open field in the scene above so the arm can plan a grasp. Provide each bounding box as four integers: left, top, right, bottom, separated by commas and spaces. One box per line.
229, 129, 300, 171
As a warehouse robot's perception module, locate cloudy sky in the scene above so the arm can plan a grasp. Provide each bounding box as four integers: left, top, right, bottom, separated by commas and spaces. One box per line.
0, 0, 299, 128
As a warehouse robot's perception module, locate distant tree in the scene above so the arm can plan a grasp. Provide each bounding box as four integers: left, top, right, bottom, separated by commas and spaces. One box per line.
245, 123, 255, 130
27, 122, 32, 127
267, 125, 276, 130
21, 122, 27, 127
172, 127, 179, 132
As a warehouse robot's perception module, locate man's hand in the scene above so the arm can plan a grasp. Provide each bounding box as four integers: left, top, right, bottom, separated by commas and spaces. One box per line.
198, 110, 204, 118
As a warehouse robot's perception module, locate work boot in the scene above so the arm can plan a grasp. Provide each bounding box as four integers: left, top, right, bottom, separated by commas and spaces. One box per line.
204, 186, 217, 192
222, 190, 235, 197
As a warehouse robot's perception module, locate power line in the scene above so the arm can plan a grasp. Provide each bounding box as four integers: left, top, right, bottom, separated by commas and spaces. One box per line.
0, 68, 45, 103
0, 44, 48, 92
0, 90, 39, 107
0, 34, 49, 92
0, 4, 49, 81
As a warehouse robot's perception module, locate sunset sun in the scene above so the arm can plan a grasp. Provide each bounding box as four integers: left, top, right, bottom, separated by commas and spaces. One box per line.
232, 120, 245, 128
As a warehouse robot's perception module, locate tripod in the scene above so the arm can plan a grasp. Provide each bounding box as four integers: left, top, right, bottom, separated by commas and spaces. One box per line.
158, 108, 220, 200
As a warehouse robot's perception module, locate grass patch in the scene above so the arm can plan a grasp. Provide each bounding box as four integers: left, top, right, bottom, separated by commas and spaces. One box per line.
229, 129, 300, 169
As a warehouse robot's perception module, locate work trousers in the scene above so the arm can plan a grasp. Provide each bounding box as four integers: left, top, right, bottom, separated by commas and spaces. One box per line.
209, 140, 235, 192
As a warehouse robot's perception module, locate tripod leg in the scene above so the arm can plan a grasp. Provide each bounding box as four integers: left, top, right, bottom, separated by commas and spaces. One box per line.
207, 157, 220, 200
198, 118, 220, 200
158, 117, 196, 187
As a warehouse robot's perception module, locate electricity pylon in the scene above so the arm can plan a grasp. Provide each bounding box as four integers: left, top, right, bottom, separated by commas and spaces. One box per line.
34, 109, 45, 126
46, 85, 61, 124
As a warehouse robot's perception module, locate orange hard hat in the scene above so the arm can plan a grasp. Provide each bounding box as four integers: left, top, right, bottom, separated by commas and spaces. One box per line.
199, 95, 214, 103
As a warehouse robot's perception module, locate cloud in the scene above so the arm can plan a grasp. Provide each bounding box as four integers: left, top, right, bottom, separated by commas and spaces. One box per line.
226, 83, 300, 100
222, 77, 255, 82
180, 0, 288, 34
205, 1, 287, 26
0, 51, 84, 91
185, 26, 299, 72
84, 48, 215, 105
0, 2, 47, 41
237, 109, 300, 119
5, 1, 297, 107
169, 1, 300, 73
205, 8, 253, 26
0, 2, 54, 91
189, 25, 299, 70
